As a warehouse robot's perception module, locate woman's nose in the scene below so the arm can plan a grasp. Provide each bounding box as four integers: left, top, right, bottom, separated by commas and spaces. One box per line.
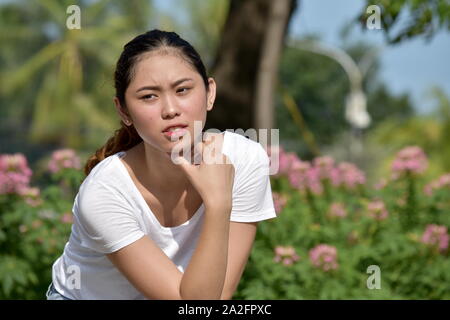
161, 95, 181, 118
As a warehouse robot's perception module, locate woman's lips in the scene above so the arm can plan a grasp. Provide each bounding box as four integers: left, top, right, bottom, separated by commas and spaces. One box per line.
163, 127, 188, 139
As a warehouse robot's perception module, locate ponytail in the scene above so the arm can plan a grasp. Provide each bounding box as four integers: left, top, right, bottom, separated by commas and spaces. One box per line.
84, 122, 142, 176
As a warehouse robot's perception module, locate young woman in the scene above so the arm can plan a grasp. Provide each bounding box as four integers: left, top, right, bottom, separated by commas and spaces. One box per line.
46, 29, 277, 300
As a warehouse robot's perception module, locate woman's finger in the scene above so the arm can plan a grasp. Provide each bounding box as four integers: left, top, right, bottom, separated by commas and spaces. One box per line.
193, 141, 204, 165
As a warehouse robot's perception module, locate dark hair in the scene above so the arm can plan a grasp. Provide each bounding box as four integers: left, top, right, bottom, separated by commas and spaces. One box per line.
84, 29, 209, 176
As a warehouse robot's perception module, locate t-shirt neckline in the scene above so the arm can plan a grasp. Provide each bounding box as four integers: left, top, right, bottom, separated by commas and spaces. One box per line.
113, 131, 229, 231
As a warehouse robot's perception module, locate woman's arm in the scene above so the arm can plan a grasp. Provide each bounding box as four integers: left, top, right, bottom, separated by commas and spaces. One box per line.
106, 204, 259, 300
107, 206, 243, 300
220, 221, 257, 300
179, 203, 231, 299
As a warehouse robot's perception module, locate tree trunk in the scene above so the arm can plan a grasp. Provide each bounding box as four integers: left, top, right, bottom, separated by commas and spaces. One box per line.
206, 0, 298, 133
255, 0, 293, 132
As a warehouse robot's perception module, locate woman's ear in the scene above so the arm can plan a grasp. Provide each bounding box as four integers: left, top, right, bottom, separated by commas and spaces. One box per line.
206, 77, 216, 112
113, 97, 132, 126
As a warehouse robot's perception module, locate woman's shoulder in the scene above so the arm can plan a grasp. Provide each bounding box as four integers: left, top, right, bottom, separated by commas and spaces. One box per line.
80, 152, 125, 191
221, 130, 269, 166
75, 152, 132, 214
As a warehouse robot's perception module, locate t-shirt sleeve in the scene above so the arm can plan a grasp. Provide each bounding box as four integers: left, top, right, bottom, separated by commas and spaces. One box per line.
74, 181, 145, 254
230, 141, 277, 223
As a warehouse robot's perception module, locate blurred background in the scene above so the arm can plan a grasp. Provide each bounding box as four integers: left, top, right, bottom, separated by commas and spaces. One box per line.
0, 0, 449, 299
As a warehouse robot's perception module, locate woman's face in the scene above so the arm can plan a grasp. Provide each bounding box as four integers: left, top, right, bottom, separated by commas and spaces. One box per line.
115, 52, 216, 154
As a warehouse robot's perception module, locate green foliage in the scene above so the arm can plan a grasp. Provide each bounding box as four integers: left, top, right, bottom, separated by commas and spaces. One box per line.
358, 0, 450, 44
0, 168, 83, 299
1, 147, 449, 299
235, 170, 450, 299
366, 87, 450, 180
0, 0, 157, 152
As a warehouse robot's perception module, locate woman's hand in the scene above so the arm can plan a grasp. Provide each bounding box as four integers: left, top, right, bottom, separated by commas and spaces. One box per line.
173, 135, 235, 211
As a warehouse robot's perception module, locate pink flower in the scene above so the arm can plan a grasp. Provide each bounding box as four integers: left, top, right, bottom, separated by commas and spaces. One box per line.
421, 224, 449, 254
305, 167, 323, 195
327, 202, 347, 218
273, 245, 300, 266
439, 173, 450, 186
309, 244, 339, 271
303, 156, 339, 194
313, 156, 335, 180
288, 161, 324, 195
373, 178, 388, 190
423, 184, 434, 196
18, 187, 43, 207
337, 162, 366, 189
272, 192, 288, 215
328, 167, 342, 187
312, 159, 365, 189
391, 146, 428, 179
266, 145, 302, 178
367, 199, 389, 221
283, 153, 302, 176
0, 154, 33, 194
47, 149, 81, 174
60, 212, 74, 224
288, 159, 311, 189
273, 149, 367, 194
423, 173, 450, 196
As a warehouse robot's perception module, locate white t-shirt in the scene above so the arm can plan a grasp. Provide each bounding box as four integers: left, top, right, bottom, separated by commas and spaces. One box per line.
51, 130, 277, 299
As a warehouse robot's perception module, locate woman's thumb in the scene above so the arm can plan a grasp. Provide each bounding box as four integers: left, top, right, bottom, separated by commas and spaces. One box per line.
173, 152, 197, 177
193, 141, 204, 165
173, 154, 191, 169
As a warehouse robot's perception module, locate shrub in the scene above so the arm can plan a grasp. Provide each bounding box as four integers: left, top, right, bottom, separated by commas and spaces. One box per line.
0, 151, 83, 299
234, 145, 450, 299
1, 146, 449, 299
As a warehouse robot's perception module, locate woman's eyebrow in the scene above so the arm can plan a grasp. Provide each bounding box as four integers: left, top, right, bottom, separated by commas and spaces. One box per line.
136, 78, 193, 93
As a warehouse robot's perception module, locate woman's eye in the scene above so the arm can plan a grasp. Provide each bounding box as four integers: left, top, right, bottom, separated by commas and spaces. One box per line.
141, 94, 156, 100
177, 87, 190, 94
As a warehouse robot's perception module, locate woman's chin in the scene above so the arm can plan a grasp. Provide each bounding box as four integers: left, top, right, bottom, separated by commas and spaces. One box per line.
163, 139, 194, 156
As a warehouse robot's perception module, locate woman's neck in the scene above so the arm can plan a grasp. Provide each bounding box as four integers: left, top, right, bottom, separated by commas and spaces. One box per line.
136, 142, 191, 193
